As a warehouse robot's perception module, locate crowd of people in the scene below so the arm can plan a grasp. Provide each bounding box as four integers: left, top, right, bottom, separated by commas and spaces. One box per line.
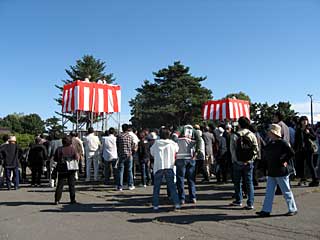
0, 112, 320, 217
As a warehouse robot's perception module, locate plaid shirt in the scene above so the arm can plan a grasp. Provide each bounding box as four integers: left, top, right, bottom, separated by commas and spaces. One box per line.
117, 132, 135, 159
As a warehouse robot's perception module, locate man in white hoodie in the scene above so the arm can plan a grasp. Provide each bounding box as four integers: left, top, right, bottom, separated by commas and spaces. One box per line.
150, 128, 180, 210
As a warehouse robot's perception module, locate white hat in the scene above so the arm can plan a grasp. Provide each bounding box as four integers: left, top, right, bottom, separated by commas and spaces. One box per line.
269, 124, 282, 138
8, 136, 16, 142
148, 132, 158, 140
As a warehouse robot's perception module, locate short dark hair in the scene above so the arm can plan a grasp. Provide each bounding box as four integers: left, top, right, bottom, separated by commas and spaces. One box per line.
62, 135, 72, 147
35, 137, 42, 144
274, 111, 284, 121
238, 116, 250, 129
88, 127, 94, 134
2, 134, 9, 142
122, 124, 129, 132
70, 131, 78, 137
108, 127, 115, 135
160, 128, 171, 139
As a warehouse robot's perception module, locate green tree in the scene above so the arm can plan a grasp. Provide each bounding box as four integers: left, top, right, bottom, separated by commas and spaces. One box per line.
55, 55, 115, 126
130, 61, 212, 128
45, 116, 65, 135
20, 113, 45, 135
0, 113, 24, 133
251, 101, 297, 132
225, 91, 251, 102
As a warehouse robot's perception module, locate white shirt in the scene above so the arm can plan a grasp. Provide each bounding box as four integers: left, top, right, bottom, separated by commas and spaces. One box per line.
150, 139, 179, 174
101, 134, 118, 161
84, 133, 101, 157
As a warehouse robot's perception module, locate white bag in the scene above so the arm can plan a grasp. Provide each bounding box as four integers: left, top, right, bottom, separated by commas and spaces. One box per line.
66, 160, 79, 171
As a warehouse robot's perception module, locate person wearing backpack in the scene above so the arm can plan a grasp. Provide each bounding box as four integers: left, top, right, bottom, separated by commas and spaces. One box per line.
256, 124, 297, 217
230, 117, 258, 210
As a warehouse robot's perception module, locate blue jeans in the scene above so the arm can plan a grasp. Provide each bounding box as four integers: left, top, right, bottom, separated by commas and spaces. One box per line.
117, 156, 134, 188
233, 162, 254, 207
262, 175, 298, 213
176, 159, 197, 201
5, 167, 19, 190
140, 161, 151, 185
153, 169, 180, 207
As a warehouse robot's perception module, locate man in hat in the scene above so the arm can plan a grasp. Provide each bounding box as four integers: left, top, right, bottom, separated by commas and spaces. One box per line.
0, 136, 22, 190
256, 124, 298, 217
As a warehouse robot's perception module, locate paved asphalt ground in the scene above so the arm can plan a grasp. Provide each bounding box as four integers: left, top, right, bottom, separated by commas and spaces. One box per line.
1, 178, 320, 240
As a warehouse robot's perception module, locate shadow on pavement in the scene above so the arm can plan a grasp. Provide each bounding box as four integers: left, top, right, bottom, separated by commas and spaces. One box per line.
128, 212, 286, 224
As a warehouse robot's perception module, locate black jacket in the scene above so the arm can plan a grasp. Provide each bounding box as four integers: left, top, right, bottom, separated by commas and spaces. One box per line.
0, 143, 23, 168
294, 127, 316, 153
28, 144, 48, 167
263, 139, 294, 177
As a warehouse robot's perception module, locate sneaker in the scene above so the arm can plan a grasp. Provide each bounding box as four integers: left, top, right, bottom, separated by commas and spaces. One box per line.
285, 211, 298, 216
243, 205, 254, 210
229, 201, 242, 207
128, 186, 135, 190
153, 206, 159, 210
116, 187, 123, 191
191, 198, 197, 204
143, 185, 147, 188
70, 200, 77, 204
50, 180, 55, 188
174, 204, 181, 210
180, 200, 185, 205
256, 211, 270, 217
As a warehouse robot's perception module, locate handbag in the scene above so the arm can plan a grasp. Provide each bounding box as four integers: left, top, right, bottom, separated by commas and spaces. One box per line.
309, 139, 318, 154
66, 159, 79, 171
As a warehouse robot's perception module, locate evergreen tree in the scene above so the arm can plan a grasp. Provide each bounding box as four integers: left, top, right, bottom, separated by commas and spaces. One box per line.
130, 61, 212, 128
55, 55, 115, 126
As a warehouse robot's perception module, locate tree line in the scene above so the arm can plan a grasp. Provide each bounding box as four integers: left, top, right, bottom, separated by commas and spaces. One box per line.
0, 55, 298, 147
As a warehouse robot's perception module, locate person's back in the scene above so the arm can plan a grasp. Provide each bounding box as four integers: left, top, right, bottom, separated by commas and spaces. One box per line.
102, 134, 118, 161
151, 138, 178, 174
28, 143, 47, 166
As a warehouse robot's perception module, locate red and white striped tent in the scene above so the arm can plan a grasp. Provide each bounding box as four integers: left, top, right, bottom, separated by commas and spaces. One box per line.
62, 80, 121, 113
202, 98, 250, 121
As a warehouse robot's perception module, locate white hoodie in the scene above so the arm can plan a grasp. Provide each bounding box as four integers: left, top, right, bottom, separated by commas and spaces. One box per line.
150, 139, 179, 174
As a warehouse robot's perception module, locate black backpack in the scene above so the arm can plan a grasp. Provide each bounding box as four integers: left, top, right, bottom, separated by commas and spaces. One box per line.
236, 132, 255, 162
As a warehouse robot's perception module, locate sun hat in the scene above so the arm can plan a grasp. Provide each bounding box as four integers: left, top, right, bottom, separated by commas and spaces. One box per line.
8, 136, 16, 142
269, 124, 282, 138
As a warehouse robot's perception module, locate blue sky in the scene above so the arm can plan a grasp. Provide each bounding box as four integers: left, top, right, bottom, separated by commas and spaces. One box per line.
1, 0, 320, 124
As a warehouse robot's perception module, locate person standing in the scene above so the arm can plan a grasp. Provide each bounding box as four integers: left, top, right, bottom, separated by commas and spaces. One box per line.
70, 131, 85, 175
116, 124, 135, 191
256, 124, 298, 217
0, 134, 9, 187
230, 117, 258, 210
294, 116, 318, 187
48, 131, 62, 188
54, 136, 79, 204
101, 127, 118, 185
137, 131, 152, 187
150, 128, 180, 210
175, 125, 198, 204
28, 137, 48, 187
84, 127, 101, 182
202, 126, 215, 182
273, 112, 290, 143
0, 136, 22, 190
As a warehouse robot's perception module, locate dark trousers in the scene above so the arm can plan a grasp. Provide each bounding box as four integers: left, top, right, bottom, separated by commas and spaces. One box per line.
140, 161, 151, 185
216, 158, 228, 182
55, 171, 76, 202
5, 167, 19, 189
31, 165, 42, 185
296, 151, 317, 181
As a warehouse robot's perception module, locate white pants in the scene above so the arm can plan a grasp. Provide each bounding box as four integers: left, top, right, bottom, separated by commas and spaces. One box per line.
86, 154, 100, 181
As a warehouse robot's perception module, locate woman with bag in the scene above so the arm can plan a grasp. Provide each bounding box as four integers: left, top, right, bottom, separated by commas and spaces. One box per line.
54, 136, 79, 204
294, 116, 318, 187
